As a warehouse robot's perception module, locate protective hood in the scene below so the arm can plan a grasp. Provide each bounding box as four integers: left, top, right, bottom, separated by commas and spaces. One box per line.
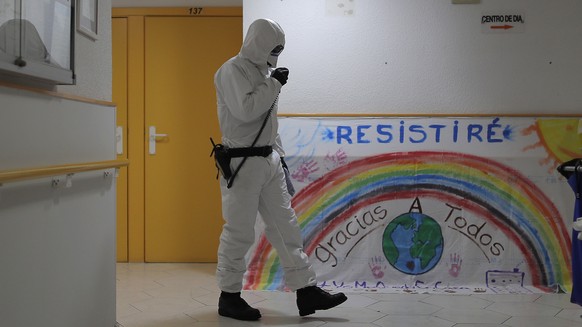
239, 19, 285, 69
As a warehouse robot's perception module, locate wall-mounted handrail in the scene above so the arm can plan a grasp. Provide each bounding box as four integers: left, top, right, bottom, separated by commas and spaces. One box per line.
0, 159, 129, 184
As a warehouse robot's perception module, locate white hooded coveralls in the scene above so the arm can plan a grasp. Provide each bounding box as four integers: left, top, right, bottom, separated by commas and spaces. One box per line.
214, 19, 316, 293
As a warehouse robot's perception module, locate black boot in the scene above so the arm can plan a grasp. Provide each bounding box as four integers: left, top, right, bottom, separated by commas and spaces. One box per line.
218, 291, 261, 321
296, 286, 347, 316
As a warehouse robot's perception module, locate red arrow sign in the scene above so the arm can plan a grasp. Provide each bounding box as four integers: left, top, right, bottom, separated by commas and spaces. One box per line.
491, 25, 514, 30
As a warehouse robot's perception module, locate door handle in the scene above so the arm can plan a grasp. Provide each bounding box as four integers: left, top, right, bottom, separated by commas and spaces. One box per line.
116, 126, 124, 155
149, 126, 168, 155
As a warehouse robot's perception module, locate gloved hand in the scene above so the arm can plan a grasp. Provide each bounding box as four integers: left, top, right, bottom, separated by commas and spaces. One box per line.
271, 67, 289, 86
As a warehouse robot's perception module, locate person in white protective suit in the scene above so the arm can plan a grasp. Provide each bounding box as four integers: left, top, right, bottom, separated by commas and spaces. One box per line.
213, 18, 347, 321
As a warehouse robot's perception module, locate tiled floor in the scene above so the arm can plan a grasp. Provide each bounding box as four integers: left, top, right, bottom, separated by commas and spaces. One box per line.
116, 263, 582, 327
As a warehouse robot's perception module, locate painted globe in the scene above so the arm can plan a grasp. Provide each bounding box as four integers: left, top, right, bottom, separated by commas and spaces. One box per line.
382, 212, 444, 275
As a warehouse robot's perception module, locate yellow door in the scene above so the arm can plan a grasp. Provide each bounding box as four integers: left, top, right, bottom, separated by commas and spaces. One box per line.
112, 17, 129, 262
144, 16, 242, 262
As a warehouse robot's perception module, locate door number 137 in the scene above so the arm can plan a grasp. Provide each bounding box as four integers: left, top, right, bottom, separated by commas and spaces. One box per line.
188, 7, 203, 15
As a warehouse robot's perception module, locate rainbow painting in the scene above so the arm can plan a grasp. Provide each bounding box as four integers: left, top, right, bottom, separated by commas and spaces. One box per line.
243, 116, 579, 293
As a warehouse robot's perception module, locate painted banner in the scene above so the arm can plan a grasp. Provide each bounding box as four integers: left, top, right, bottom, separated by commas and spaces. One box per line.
244, 117, 582, 294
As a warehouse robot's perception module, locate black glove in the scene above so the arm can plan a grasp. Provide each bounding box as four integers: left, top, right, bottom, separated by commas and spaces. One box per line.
271, 67, 289, 86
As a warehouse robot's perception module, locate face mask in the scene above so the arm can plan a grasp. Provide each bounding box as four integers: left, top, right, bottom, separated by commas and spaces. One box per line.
267, 45, 284, 67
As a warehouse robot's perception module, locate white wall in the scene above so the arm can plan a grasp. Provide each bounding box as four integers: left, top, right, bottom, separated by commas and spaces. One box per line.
0, 1, 117, 326
244, 0, 582, 115
0, 86, 117, 327
0, 88, 116, 170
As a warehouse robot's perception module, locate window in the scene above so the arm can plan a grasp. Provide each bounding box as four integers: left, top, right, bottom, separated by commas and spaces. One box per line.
0, 0, 74, 85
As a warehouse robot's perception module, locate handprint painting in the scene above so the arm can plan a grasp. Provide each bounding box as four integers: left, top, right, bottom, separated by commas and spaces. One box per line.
448, 253, 463, 278
244, 117, 581, 294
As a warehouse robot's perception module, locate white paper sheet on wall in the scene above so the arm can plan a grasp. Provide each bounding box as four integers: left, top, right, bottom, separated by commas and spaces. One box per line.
244, 116, 581, 294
